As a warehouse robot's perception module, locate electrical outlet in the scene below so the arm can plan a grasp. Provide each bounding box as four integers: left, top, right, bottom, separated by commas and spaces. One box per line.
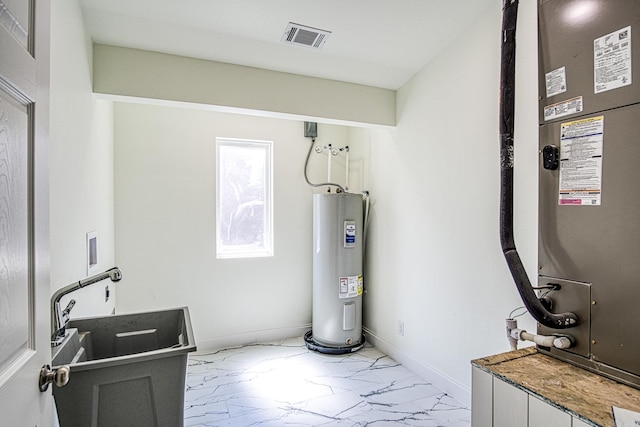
397, 320, 405, 336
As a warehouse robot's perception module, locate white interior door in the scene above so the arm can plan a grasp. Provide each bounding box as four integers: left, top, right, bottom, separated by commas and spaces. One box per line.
0, 0, 52, 425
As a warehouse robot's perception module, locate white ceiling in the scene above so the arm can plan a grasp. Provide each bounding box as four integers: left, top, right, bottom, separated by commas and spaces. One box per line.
80, 0, 495, 90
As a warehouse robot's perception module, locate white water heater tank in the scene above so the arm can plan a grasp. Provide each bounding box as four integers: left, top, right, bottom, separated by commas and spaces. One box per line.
312, 193, 363, 348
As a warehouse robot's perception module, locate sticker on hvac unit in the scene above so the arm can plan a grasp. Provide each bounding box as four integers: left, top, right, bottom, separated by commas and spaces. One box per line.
594, 26, 631, 94
545, 66, 567, 98
558, 115, 604, 206
544, 96, 583, 121
339, 275, 363, 299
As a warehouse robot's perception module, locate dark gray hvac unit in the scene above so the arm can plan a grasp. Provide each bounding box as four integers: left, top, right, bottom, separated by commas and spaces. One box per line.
537, 0, 640, 387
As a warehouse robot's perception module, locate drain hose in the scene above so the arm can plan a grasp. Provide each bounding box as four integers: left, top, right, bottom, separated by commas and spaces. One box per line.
498, 0, 577, 329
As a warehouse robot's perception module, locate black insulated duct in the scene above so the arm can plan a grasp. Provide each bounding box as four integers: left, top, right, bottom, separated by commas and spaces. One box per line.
498, 0, 577, 329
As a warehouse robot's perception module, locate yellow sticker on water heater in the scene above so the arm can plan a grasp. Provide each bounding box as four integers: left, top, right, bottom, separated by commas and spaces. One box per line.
339, 275, 363, 299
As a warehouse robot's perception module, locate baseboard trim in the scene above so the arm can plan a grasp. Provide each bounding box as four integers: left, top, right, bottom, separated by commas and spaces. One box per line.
363, 327, 471, 407
194, 324, 312, 353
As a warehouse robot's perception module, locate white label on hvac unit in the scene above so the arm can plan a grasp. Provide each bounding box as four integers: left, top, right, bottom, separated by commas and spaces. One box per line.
344, 220, 356, 248
545, 66, 567, 97
339, 275, 363, 299
558, 116, 604, 206
594, 26, 632, 94
544, 96, 583, 121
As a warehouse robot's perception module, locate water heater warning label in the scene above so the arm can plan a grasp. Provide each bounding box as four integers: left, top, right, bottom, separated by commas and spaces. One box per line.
558, 116, 604, 206
339, 275, 363, 299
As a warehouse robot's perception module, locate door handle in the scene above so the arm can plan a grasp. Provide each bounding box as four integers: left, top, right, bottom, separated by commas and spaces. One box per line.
39, 364, 70, 392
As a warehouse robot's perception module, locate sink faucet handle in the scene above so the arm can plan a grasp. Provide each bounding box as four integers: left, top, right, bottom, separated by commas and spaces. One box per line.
59, 299, 76, 330
53, 299, 76, 343
62, 299, 76, 317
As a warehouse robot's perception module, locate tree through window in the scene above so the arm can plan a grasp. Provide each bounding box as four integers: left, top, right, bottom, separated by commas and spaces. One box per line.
216, 138, 273, 258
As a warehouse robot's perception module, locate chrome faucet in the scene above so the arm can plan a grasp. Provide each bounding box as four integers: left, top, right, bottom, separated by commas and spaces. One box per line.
51, 267, 123, 346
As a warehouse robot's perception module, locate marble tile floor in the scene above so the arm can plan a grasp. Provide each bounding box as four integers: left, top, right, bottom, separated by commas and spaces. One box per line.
184, 337, 470, 426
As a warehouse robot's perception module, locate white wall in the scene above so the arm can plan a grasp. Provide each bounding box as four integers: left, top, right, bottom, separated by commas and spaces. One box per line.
51, 0, 539, 408
358, 0, 538, 405
114, 103, 368, 349
50, 0, 116, 318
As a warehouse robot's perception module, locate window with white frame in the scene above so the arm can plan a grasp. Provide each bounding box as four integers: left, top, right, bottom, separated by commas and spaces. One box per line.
216, 138, 273, 258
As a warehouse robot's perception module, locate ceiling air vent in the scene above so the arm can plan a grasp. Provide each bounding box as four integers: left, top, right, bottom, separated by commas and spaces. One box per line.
281, 22, 331, 49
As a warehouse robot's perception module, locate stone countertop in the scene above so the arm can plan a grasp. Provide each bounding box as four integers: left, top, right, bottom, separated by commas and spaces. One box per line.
472, 348, 640, 427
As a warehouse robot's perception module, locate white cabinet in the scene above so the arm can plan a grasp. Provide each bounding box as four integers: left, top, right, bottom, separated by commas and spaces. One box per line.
472, 366, 593, 427
471, 366, 493, 427
494, 378, 528, 427
528, 395, 571, 427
